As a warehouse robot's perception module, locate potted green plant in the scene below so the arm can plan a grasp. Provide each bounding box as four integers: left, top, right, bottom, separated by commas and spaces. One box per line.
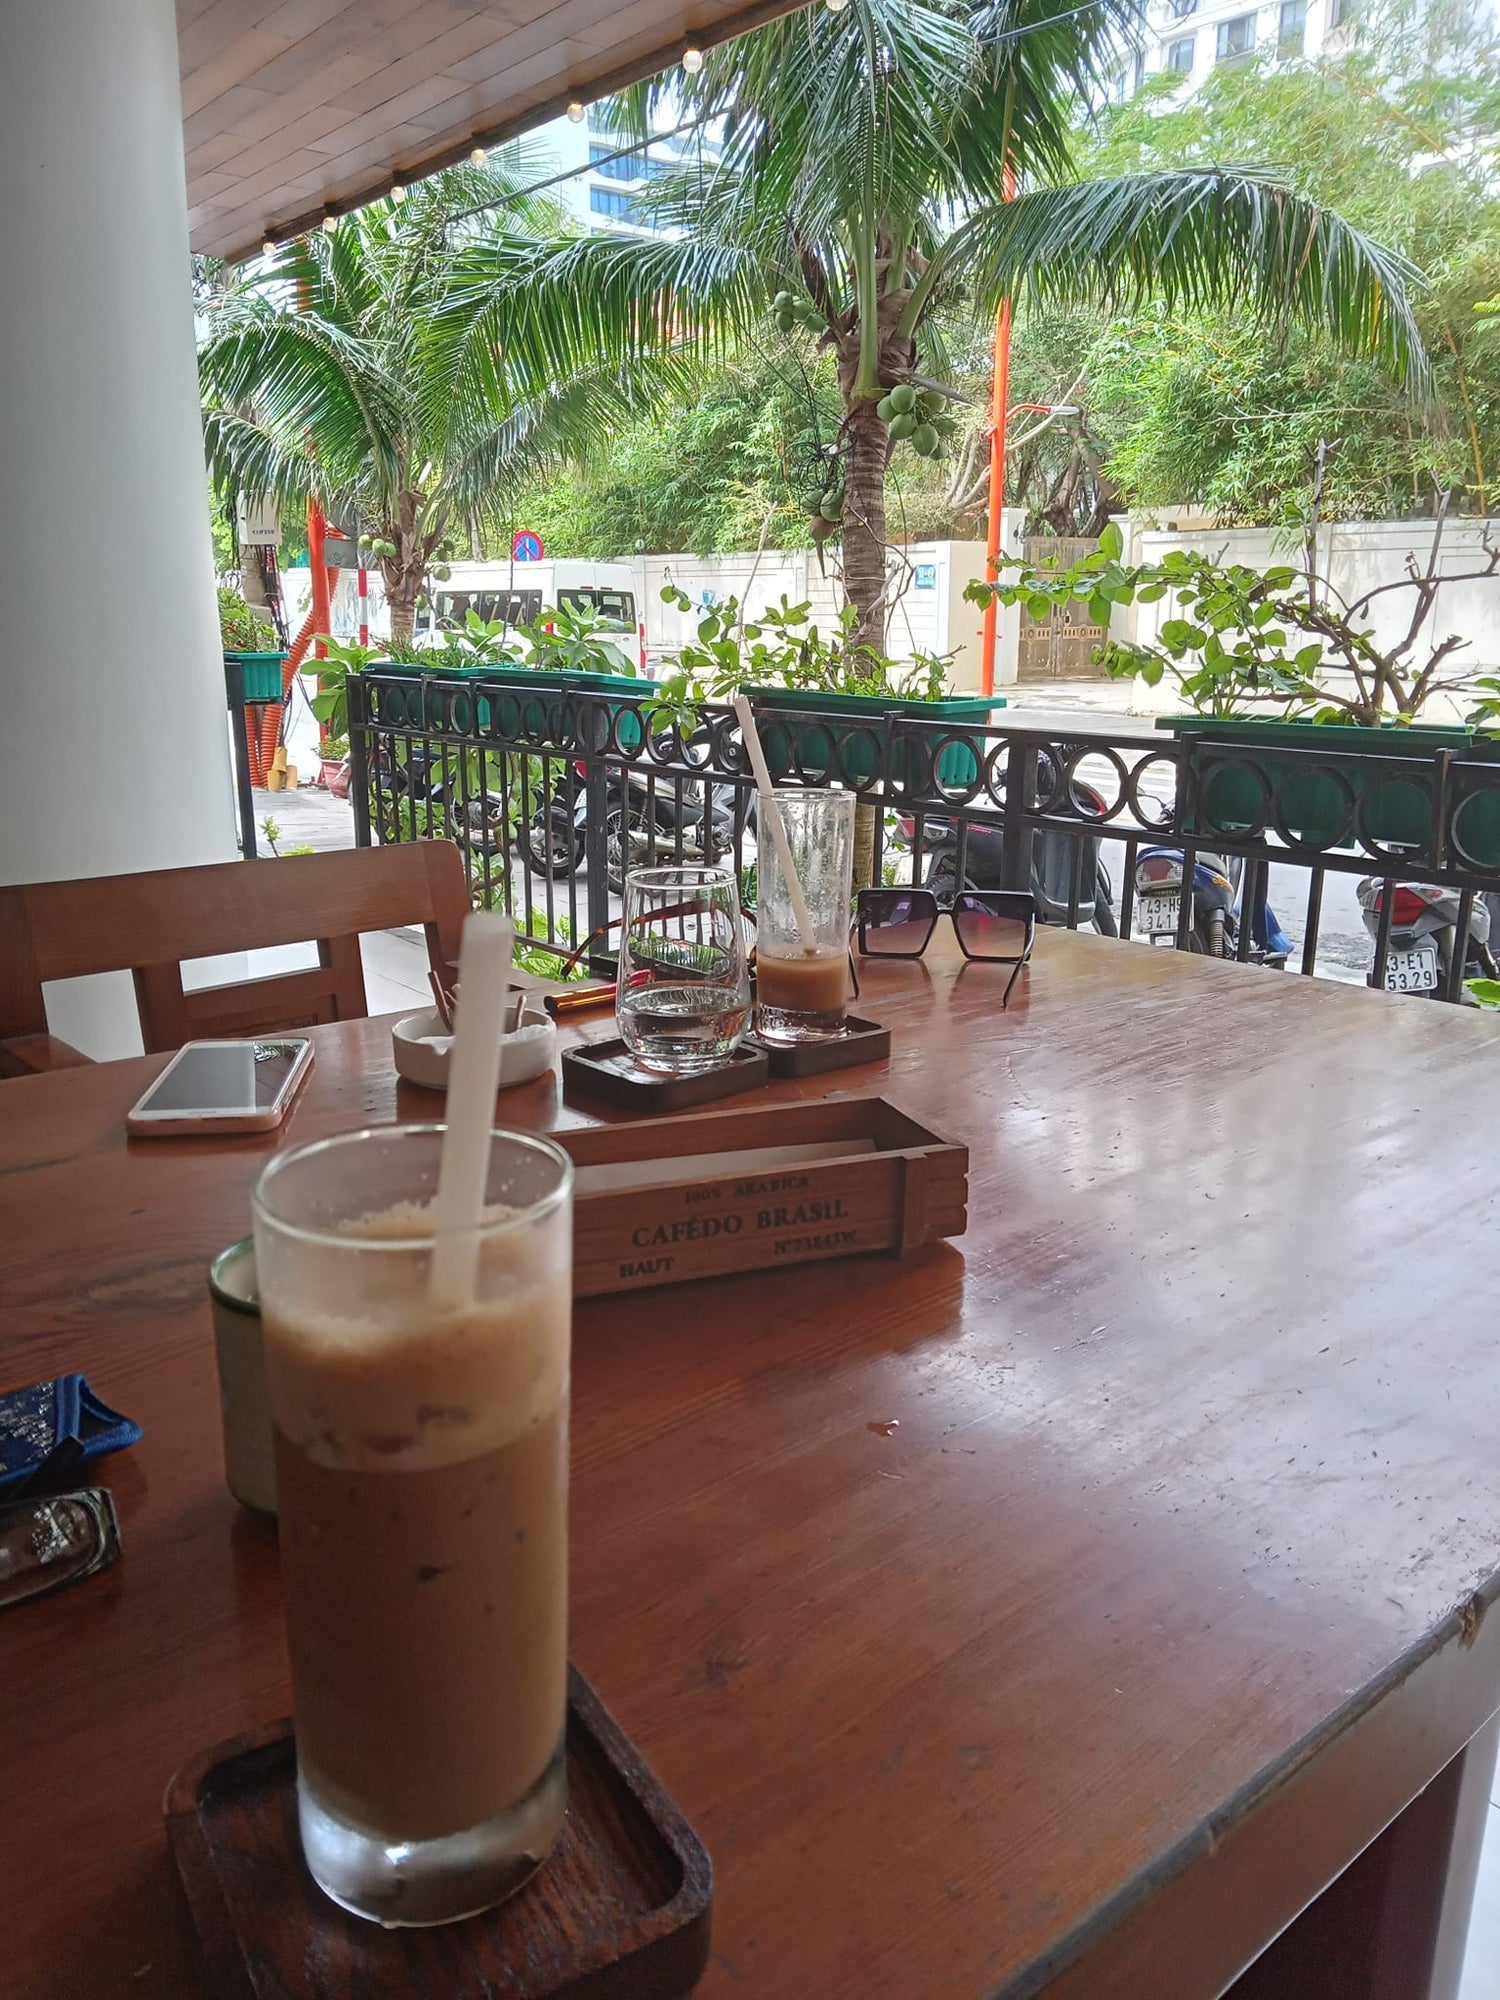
372, 604, 645, 747
967, 517, 1500, 861
220, 584, 285, 701
653, 587, 1007, 795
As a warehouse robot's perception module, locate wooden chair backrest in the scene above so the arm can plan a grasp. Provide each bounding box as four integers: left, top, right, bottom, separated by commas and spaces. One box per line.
0, 844, 470, 1054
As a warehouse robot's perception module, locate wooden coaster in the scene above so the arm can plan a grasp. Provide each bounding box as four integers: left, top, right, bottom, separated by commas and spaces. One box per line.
164, 1665, 712, 2000
750, 1016, 891, 1078
561, 1038, 769, 1111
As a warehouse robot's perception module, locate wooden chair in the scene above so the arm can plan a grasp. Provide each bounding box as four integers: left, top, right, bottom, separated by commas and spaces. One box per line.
0, 844, 471, 1075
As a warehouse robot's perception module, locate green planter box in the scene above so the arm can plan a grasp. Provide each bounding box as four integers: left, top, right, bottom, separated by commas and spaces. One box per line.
1158, 715, 1492, 858
370, 663, 646, 749
224, 650, 287, 703
746, 687, 1009, 793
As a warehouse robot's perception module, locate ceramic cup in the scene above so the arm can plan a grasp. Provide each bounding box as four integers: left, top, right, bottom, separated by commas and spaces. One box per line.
208, 1237, 275, 1514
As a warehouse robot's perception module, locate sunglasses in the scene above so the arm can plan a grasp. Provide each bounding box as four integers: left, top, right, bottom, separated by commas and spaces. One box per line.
855, 888, 1036, 1007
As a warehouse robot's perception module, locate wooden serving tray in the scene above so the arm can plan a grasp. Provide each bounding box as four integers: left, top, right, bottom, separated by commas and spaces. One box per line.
164, 1666, 712, 2000
561, 1038, 769, 1111
751, 1015, 890, 1077
561, 1097, 967, 1297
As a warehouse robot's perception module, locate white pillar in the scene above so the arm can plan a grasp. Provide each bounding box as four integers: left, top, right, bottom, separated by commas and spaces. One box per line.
0, 0, 237, 1056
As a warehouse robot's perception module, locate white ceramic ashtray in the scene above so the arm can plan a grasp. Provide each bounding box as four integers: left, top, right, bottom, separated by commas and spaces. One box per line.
392, 1002, 558, 1093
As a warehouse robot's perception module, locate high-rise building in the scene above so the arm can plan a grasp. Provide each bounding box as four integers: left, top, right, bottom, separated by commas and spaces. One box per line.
1121, 0, 1353, 95
532, 107, 719, 237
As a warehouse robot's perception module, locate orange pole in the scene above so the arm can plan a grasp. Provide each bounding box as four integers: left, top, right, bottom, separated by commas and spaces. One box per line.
308, 503, 338, 749
980, 165, 1016, 699
980, 293, 1013, 698
308, 498, 333, 667
257, 499, 335, 778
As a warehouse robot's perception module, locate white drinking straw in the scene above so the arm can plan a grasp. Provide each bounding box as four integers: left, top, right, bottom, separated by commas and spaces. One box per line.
733, 693, 816, 955
429, 910, 515, 1309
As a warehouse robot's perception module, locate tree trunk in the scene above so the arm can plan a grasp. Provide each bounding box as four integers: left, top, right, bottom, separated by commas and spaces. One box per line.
383, 488, 429, 646
388, 564, 422, 644
853, 799, 878, 891
841, 403, 890, 655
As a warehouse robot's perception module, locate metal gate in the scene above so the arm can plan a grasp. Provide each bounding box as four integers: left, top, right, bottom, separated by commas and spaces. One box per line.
1017, 536, 1107, 680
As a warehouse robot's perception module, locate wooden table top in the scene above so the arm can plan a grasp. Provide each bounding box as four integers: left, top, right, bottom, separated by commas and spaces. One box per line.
7, 931, 1500, 2000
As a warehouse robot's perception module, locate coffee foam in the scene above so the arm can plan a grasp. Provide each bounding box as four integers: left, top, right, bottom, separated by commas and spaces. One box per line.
260, 1203, 569, 1472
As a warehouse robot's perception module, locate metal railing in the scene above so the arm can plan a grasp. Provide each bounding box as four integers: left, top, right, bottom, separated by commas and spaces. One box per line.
347, 668, 1500, 998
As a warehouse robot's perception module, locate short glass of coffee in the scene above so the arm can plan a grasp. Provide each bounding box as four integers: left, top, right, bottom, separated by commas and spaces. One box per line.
252, 1124, 573, 1927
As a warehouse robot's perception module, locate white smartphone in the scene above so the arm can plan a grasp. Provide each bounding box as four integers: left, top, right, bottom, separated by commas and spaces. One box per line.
125, 1037, 315, 1137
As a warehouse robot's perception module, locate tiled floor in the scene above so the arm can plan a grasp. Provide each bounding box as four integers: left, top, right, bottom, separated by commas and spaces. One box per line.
1462, 1799, 1500, 1998
224, 923, 434, 1022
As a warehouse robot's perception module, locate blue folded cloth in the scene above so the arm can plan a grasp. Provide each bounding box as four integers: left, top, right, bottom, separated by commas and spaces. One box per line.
0, 1375, 141, 1497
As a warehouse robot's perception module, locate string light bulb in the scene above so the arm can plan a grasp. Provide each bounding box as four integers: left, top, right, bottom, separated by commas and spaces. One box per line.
470, 144, 487, 164
390, 180, 406, 201
682, 44, 704, 71
827, 0, 850, 11
262, 237, 276, 258
322, 212, 337, 232
566, 99, 586, 122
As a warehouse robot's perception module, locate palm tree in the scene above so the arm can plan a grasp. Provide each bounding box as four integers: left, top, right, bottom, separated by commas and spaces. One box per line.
198, 160, 752, 642
608, 0, 1426, 650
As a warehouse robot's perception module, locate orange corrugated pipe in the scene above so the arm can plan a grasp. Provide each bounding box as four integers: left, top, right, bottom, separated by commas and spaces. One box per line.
253, 499, 334, 784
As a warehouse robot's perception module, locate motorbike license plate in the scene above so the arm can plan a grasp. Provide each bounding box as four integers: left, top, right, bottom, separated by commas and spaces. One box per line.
1384, 944, 1440, 994
1138, 893, 1182, 936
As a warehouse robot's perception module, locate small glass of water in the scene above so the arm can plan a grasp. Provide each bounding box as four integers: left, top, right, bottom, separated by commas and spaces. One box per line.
617, 865, 751, 1073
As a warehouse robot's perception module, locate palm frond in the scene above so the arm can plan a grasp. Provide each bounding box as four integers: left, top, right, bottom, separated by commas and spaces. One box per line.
201, 409, 320, 511
445, 369, 691, 512
422, 231, 764, 454
199, 296, 405, 496
954, 168, 1428, 383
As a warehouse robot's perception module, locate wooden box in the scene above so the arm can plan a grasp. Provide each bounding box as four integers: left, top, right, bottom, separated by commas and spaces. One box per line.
559, 1097, 967, 1297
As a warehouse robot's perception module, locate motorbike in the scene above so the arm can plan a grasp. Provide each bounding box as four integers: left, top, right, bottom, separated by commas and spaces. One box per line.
522, 763, 752, 895
905, 757, 1118, 933
914, 815, 1117, 932
371, 741, 507, 853
1356, 879, 1498, 998
1132, 846, 1291, 965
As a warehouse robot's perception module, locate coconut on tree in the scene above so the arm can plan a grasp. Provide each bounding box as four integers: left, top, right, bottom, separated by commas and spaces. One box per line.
604, 0, 1427, 652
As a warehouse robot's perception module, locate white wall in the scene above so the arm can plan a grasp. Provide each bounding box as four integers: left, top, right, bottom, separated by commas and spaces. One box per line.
639, 550, 844, 654
638, 523, 1024, 691
1121, 517, 1500, 713
281, 566, 391, 642
0, 0, 237, 1058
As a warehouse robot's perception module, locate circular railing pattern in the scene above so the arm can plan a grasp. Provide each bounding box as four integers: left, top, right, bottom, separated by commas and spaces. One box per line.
350, 672, 1500, 888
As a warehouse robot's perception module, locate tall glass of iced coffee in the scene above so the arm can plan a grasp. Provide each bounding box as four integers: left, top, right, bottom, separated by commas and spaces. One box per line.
252, 1123, 573, 1927
755, 787, 856, 1042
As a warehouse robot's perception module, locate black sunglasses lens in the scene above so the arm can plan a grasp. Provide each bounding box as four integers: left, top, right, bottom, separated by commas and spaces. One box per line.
953, 894, 1031, 958
861, 891, 936, 956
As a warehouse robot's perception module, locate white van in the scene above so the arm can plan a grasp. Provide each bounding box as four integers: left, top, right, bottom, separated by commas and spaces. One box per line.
414, 559, 644, 672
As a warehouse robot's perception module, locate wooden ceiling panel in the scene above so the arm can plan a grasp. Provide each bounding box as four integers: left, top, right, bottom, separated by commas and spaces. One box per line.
180, 0, 806, 261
